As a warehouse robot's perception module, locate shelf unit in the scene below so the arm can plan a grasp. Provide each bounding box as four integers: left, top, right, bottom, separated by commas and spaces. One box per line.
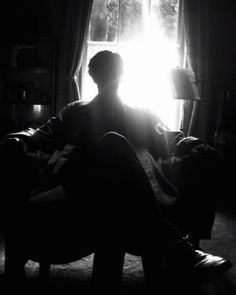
1, 38, 54, 134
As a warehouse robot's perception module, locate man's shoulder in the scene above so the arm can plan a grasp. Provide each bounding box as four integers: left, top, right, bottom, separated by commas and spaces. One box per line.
65, 100, 90, 111
59, 100, 91, 118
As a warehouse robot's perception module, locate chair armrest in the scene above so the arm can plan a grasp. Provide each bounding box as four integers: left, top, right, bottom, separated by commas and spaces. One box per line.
2, 128, 37, 152
0, 127, 51, 168
176, 136, 206, 157
0, 136, 28, 154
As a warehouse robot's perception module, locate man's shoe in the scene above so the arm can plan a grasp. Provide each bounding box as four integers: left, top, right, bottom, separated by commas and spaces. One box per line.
186, 248, 232, 285
165, 240, 233, 286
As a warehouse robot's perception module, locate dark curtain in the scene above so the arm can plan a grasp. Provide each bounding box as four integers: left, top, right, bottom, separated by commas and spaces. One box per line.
178, 0, 225, 140
178, 0, 210, 137
52, 0, 93, 114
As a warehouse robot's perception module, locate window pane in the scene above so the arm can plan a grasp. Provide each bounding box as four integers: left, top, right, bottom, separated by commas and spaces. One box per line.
89, 0, 145, 42
89, 0, 119, 42
119, 0, 144, 41
152, 0, 178, 41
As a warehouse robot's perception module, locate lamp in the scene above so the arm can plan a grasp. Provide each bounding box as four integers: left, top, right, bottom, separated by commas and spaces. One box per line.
170, 67, 201, 101
169, 67, 201, 135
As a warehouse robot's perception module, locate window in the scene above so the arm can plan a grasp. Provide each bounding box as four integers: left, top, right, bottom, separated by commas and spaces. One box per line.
80, 0, 181, 129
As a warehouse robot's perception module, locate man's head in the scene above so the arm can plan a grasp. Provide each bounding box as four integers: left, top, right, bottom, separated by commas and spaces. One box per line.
88, 50, 124, 91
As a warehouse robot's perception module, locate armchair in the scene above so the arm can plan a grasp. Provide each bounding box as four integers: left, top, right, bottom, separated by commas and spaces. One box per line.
0, 125, 220, 288
160, 136, 221, 244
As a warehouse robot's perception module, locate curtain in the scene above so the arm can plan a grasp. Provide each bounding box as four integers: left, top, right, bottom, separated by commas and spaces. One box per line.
178, 0, 215, 139
53, 0, 93, 114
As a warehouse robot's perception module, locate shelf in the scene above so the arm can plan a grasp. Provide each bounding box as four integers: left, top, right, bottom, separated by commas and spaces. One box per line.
0, 101, 50, 106
7, 66, 50, 74
2, 38, 54, 131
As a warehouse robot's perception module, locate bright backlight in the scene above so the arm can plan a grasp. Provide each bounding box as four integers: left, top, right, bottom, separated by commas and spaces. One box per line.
82, 0, 181, 130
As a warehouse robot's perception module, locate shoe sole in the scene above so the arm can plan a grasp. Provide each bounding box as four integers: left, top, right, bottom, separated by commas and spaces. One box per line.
165, 259, 233, 287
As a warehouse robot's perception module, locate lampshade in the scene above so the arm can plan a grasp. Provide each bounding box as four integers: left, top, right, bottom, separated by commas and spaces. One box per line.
170, 67, 201, 101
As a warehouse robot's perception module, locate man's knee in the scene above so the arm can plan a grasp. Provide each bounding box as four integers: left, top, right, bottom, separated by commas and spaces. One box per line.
98, 132, 135, 156
99, 131, 127, 147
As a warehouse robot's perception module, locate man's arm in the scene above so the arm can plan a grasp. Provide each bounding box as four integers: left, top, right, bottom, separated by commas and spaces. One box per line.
28, 117, 65, 153
146, 111, 184, 160
9, 101, 85, 154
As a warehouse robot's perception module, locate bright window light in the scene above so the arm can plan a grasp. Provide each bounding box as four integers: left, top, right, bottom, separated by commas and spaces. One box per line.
81, 0, 181, 130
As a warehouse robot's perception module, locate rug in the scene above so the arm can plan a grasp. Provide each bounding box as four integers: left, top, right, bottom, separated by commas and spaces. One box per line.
0, 210, 236, 294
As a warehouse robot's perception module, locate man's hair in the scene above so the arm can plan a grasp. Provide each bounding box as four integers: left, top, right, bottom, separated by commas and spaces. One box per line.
88, 50, 124, 84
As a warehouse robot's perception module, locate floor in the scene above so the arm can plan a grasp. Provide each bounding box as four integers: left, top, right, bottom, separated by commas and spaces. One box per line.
0, 205, 235, 294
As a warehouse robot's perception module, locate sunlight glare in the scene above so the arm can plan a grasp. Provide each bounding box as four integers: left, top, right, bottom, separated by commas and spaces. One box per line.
118, 15, 180, 129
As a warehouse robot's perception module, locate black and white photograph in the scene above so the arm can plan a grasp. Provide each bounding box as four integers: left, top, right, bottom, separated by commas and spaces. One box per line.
0, 1, 236, 294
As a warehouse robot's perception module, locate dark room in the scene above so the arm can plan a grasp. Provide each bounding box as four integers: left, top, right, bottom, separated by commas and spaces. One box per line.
0, 0, 236, 294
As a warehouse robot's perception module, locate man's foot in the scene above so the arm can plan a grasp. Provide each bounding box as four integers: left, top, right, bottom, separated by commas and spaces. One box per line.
165, 240, 233, 286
